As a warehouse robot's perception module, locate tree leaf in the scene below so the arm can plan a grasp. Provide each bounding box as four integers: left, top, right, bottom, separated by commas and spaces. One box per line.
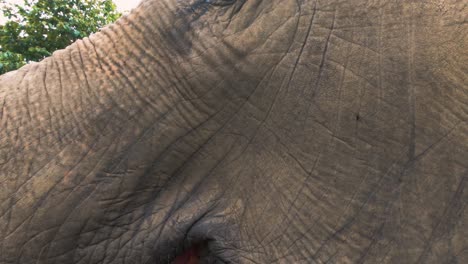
0, 0, 121, 74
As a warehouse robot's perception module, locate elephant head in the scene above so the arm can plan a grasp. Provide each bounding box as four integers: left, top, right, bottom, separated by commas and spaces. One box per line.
0, 0, 466, 263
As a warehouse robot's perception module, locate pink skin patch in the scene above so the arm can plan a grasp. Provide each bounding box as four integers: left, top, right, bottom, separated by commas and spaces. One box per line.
172, 245, 200, 264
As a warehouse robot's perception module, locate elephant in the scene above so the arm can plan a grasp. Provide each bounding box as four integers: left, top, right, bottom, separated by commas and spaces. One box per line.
0, 0, 467, 263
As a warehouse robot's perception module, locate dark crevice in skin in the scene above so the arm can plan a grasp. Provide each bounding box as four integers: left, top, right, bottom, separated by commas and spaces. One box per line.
170, 239, 231, 264
150, 199, 227, 263
171, 241, 210, 264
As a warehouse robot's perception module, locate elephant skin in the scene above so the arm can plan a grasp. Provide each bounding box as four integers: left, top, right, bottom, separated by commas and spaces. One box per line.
0, 0, 467, 263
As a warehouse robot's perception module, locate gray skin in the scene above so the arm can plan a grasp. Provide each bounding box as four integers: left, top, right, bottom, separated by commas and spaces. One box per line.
0, 0, 467, 263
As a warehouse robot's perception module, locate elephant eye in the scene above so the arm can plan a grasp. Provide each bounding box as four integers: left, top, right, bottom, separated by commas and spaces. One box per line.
206, 0, 237, 6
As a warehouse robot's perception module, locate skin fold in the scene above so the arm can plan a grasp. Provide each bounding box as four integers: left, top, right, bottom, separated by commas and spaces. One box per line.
0, 0, 466, 263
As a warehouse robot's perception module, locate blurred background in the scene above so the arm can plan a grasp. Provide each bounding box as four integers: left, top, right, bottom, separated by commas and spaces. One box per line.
1, 0, 140, 24
0, 0, 141, 74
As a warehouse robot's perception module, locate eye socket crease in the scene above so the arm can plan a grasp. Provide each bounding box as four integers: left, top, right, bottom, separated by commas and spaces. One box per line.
206, 0, 237, 7
184, 0, 236, 15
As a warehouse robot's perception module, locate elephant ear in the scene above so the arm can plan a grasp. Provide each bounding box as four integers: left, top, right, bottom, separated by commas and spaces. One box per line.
206, 0, 237, 6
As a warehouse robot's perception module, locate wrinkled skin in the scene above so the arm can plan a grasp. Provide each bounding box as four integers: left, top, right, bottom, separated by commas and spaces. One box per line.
0, 0, 467, 263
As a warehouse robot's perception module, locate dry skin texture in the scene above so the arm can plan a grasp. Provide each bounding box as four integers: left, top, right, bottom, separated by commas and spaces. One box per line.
0, 0, 467, 263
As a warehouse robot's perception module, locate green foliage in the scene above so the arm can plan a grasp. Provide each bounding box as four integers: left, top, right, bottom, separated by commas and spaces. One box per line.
0, 0, 121, 74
